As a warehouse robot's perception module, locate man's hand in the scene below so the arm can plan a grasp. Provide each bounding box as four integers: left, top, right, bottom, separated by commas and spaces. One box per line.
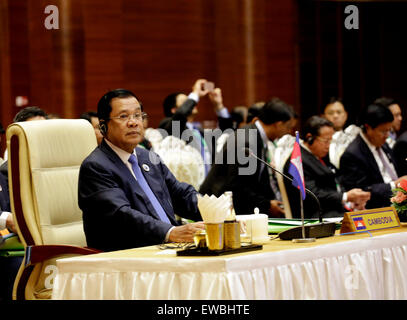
6, 214, 17, 234
269, 200, 285, 218
192, 79, 210, 98
168, 221, 205, 243
346, 188, 371, 210
208, 88, 224, 111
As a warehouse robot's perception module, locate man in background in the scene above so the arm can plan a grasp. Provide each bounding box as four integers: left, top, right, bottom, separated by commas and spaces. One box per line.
323, 97, 348, 132
1, 106, 48, 179
374, 96, 403, 148
159, 79, 231, 176
80, 111, 104, 145
340, 104, 407, 209
284, 116, 370, 219
0, 106, 47, 300
199, 97, 295, 217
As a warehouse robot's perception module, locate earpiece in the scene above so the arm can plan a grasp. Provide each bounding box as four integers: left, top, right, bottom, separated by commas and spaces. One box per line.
306, 135, 315, 145
99, 121, 107, 136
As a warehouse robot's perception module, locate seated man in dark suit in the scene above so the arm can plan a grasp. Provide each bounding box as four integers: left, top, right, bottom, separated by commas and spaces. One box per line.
78, 89, 204, 252
340, 104, 407, 209
199, 97, 295, 217
284, 116, 370, 219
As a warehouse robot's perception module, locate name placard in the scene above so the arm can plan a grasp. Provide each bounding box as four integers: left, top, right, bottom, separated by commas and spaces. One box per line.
340, 207, 401, 234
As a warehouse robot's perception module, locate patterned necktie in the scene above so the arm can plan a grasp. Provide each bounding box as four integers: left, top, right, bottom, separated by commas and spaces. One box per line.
128, 154, 171, 224
376, 147, 398, 181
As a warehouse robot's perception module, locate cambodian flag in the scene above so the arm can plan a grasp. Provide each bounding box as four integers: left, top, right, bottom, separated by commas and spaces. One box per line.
288, 131, 306, 200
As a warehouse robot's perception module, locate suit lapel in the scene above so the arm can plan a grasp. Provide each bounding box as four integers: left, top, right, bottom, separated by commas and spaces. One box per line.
382, 143, 399, 172
301, 147, 331, 175
357, 135, 384, 182
99, 141, 159, 216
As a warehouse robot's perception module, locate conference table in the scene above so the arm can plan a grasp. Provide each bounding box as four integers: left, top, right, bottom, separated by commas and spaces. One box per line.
52, 225, 407, 300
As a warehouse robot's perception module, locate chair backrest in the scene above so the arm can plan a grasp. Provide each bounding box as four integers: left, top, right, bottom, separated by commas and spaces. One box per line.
153, 135, 205, 190
144, 127, 164, 150
7, 119, 97, 248
274, 134, 296, 219
329, 124, 361, 169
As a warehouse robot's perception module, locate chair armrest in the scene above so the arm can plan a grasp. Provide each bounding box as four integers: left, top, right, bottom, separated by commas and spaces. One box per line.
25, 244, 102, 266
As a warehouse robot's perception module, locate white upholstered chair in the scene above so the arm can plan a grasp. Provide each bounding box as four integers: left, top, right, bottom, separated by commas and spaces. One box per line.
274, 134, 297, 219
153, 136, 205, 191
144, 127, 164, 150
329, 124, 361, 169
7, 119, 101, 300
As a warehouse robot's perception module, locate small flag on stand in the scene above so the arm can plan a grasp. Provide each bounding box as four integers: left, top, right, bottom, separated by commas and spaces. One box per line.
288, 131, 306, 200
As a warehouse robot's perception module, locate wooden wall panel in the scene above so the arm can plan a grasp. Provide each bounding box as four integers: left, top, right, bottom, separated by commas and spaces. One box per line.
0, 0, 299, 134
82, 0, 124, 112
0, 0, 11, 153
121, 0, 214, 125
298, 1, 407, 132
27, 0, 61, 116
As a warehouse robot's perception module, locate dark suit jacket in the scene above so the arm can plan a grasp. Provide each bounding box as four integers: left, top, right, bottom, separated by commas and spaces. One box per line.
78, 140, 202, 251
339, 134, 399, 209
0, 170, 10, 214
393, 131, 407, 176
284, 146, 345, 219
0, 161, 7, 190
199, 123, 276, 215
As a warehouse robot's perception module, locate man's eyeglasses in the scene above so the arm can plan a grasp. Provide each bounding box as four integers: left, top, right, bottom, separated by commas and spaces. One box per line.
316, 137, 332, 144
109, 112, 148, 122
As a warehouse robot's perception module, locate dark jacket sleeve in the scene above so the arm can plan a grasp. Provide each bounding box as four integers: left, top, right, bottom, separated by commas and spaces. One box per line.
339, 147, 392, 209
0, 170, 10, 213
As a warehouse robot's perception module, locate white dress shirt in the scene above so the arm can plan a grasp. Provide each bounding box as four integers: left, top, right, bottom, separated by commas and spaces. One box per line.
0, 211, 11, 230
360, 132, 397, 189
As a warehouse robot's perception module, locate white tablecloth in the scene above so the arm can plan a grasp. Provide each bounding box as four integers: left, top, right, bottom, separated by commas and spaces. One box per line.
52, 230, 407, 300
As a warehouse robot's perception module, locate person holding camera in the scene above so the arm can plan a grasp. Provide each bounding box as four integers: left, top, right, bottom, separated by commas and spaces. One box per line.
158, 79, 231, 176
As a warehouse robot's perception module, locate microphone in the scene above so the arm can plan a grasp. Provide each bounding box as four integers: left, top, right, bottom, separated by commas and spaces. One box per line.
244, 147, 336, 240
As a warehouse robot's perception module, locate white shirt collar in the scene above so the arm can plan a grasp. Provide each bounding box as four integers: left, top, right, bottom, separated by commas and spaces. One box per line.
360, 131, 377, 152
104, 139, 138, 179
104, 139, 136, 163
